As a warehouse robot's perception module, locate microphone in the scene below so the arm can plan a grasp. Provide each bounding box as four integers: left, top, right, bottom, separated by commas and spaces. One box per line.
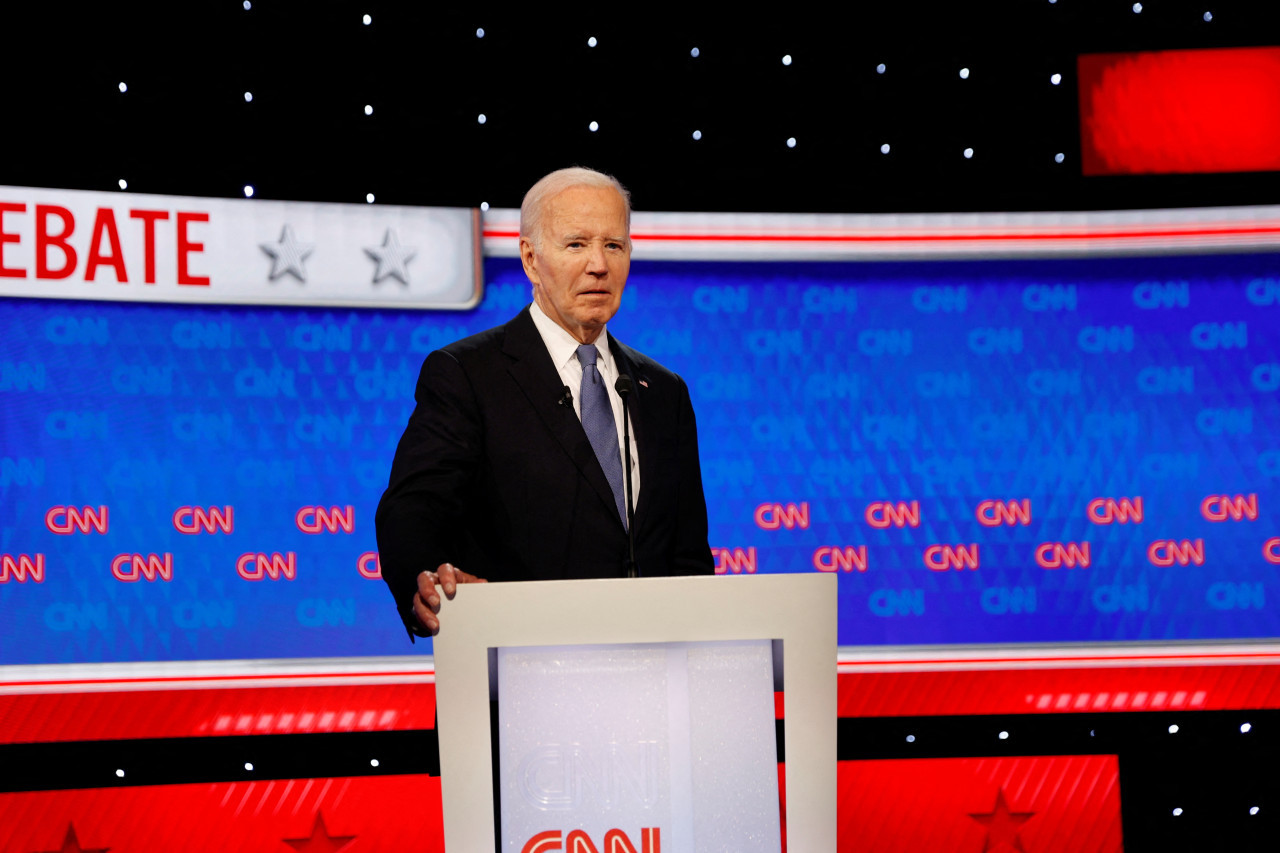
557, 385, 573, 409
615, 375, 637, 579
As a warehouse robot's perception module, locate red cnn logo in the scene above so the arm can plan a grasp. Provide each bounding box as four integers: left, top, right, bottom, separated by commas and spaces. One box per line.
0, 554, 45, 583
713, 547, 757, 574
173, 505, 234, 534
521, 828, 660, 853
111, 553, 173, 582
975, 499, 1031, 527
45, 505, 108, 534
1087, 497, 1144, 524
1148, 539, 1206, 567
754, 502, 809, 530
296, 505, 355, 534
813, 546, 868, 572
1035, 542, 1092, 569
1201, 493, 1259, 522
1265, 538, 1280, 565
864, 500, 920, 528
236, 552, 297, 580
924, 544, 980, 571
860, 499, 921, 525
357, 551, 382, 579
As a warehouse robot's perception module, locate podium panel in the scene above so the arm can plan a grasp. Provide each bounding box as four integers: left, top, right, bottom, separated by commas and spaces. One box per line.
496, 640, 781, 851
433, 574, 837, 852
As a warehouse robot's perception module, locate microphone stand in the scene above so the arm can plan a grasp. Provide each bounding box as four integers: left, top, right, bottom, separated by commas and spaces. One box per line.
615, 375, 637, 578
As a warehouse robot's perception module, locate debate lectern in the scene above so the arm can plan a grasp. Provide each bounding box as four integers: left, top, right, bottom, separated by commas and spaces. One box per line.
433, 573, 837, 852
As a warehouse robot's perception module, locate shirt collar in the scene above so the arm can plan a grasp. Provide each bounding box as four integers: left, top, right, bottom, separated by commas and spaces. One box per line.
529, 301, 614, 376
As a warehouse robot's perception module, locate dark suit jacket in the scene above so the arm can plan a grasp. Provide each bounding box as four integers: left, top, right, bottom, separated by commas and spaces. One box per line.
375, 306, 714, 639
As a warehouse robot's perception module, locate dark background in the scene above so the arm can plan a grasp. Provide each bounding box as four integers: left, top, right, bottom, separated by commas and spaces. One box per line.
7, 0, 1280, 213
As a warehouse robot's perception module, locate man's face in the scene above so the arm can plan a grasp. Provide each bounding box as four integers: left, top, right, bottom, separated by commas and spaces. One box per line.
520, 185, 631, 344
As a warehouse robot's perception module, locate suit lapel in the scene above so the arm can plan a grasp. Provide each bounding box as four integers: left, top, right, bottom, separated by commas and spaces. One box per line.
503, 308, 623, 529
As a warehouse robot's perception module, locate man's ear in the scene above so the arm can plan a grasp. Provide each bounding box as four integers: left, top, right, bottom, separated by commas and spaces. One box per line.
519, 236, 539, 285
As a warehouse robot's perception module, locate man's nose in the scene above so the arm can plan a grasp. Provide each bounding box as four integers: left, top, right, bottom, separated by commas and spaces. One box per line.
586, 242, 608, 274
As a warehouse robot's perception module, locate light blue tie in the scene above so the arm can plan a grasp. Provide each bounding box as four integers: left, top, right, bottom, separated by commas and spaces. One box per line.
576, 344, 628, 530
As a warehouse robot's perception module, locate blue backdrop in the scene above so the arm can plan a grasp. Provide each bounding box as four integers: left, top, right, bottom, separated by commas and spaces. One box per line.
2, 252, 1278, 663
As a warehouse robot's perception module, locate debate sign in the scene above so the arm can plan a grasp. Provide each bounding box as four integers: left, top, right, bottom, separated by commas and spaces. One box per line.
0, 186, 480, 310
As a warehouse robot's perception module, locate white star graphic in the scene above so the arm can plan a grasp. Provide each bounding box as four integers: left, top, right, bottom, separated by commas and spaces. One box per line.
364, 228, 417, 286
260, 225, 315, 282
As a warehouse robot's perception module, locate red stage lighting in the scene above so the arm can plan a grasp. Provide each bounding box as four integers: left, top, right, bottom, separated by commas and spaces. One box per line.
1078, 46, 1280, 175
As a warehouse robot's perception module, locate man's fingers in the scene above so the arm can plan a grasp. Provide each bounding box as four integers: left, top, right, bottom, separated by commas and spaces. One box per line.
438, 562, 459, 598
412, 594, 439, 636
421, 563, 486, 626
416, 570, 442, 612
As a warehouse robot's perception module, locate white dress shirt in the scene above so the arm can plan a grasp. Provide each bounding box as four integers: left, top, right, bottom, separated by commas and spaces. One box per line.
529, 301, 640, 506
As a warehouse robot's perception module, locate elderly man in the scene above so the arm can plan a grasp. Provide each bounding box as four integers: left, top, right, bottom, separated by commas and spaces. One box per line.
375, 167, 714, 640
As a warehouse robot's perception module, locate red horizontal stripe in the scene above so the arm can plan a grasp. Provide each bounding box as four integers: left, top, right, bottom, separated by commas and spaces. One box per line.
0, 669, 434, 688
0, 683, 438, 744
839, 663, 1280, 717
484, 225, 1280, 243
838, 651, 1280, 668
5, 655, 1278, 742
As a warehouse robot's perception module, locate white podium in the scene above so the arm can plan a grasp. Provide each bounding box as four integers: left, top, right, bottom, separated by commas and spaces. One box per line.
433, 573, 837, 852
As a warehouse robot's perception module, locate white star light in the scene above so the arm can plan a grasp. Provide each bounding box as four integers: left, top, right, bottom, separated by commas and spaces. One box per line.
260, 225, 315, 282
365, 228, 417, 285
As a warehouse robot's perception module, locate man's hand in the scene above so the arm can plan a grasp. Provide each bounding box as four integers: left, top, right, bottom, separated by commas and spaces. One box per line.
412, 563, 487, 637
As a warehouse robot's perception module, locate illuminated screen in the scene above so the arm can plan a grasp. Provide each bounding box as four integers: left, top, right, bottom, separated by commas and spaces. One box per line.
1078, 46, 1280, 176
2, 251, 1278, 663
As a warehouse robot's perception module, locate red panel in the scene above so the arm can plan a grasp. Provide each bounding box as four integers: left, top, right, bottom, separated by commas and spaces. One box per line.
0, 683, 436, 745
838, 755, 1122, 852
6, 661, 1279, 744
1079, 47, 1280, 175
487, 223, 1280, 243
0, 774, 442, 852
838, 664, 1280, 718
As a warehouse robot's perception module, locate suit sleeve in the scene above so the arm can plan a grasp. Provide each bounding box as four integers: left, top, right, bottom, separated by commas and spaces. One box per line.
375, 349, 482, 640
672, 374, 716, 575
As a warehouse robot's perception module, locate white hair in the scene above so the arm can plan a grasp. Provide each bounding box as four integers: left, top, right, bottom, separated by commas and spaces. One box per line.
519, 167, 632, 249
